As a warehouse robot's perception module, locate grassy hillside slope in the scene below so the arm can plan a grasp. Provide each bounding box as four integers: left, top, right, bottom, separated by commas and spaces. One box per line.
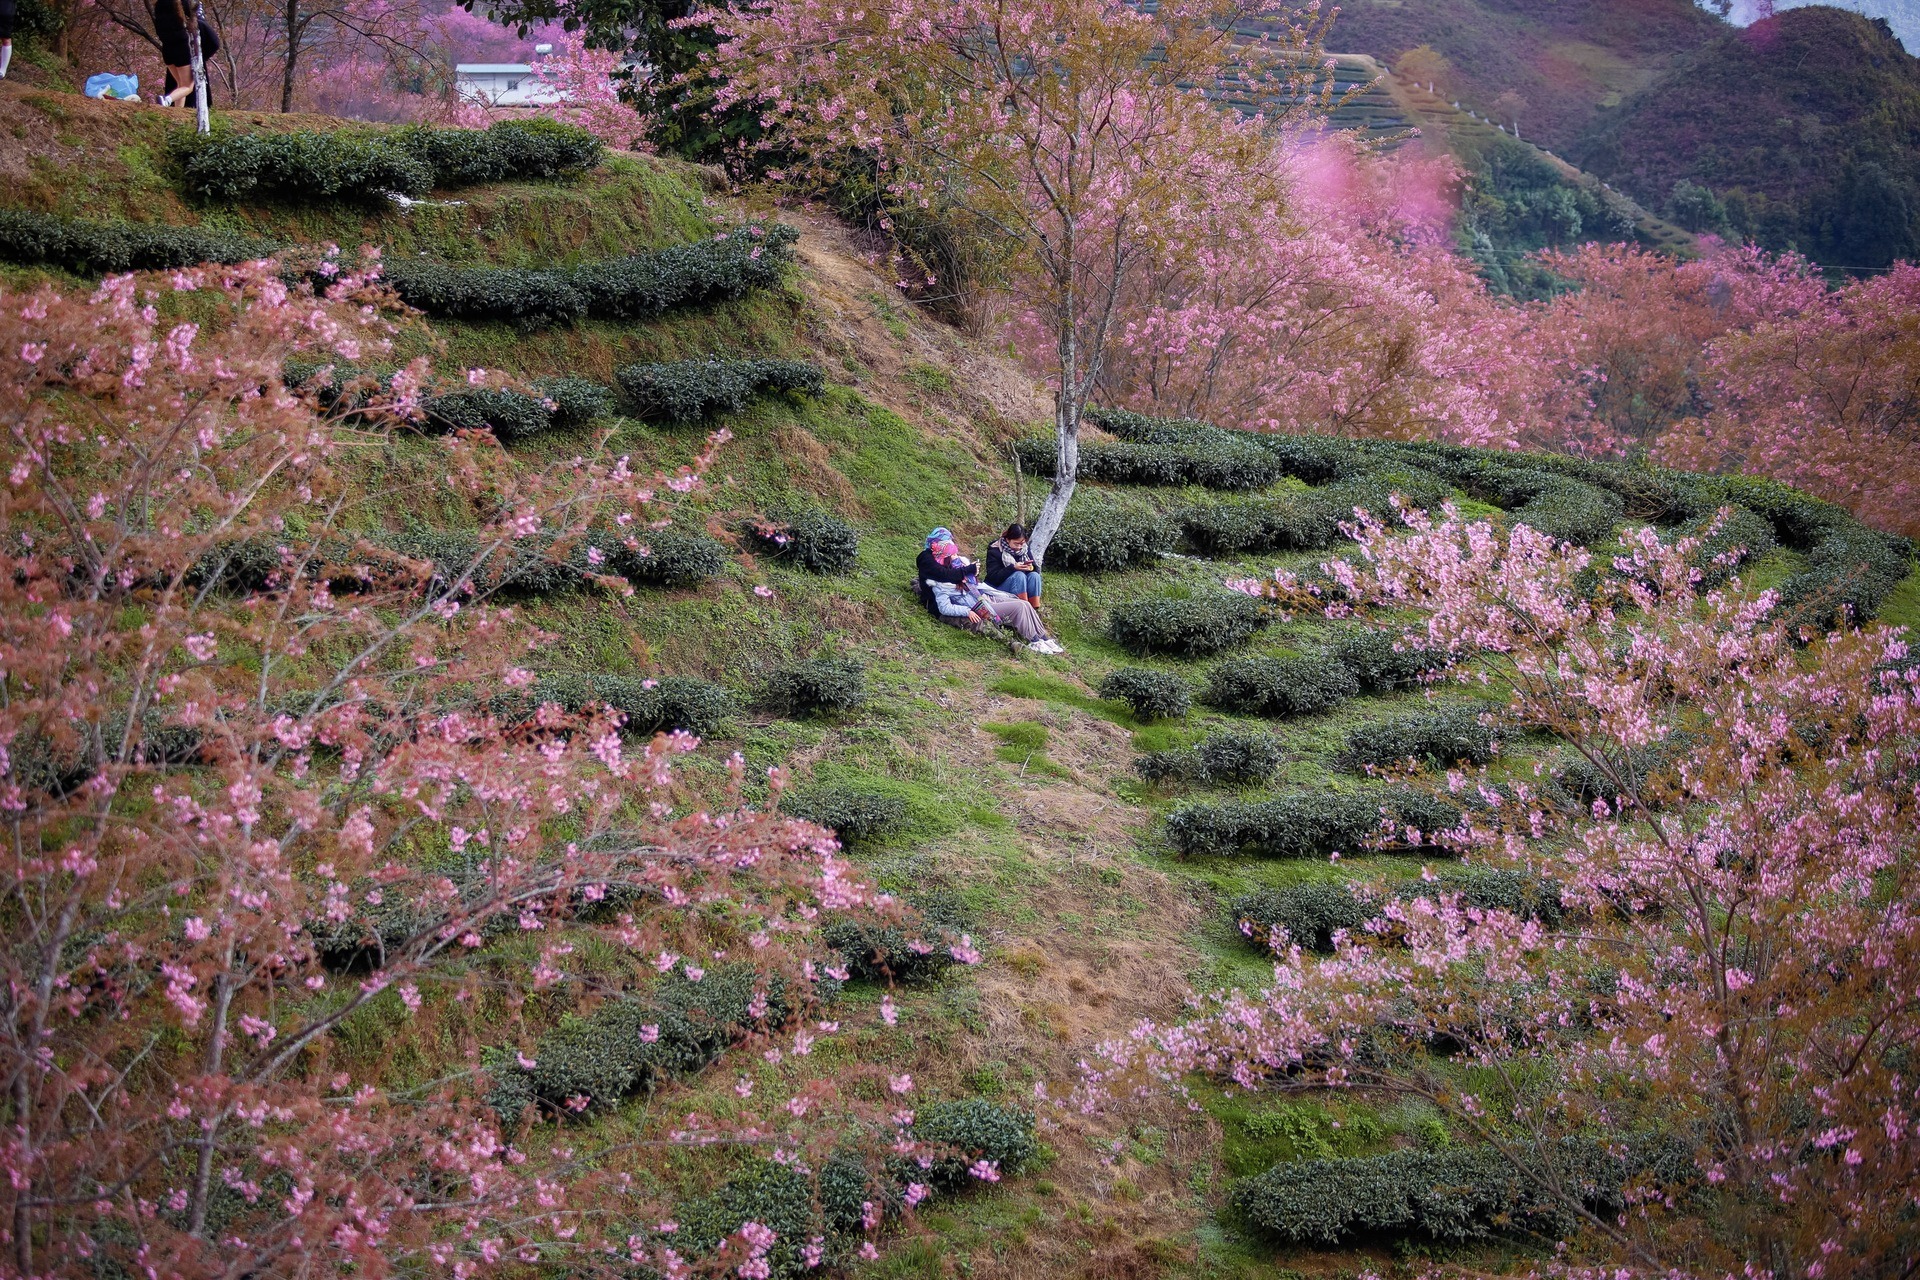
4, 87, 1917, 1279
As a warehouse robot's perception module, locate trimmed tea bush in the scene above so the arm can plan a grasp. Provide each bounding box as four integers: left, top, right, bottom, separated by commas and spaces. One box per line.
605, 527, 729, 588
743, 507, 859, 574
1165, 788, 1460, 859
1329, 629, 1447, 692
534, 376, 616, 430
1108, 593, 1266, 657
372, 223, 799, 328
1675, 505, 1777, 587
780, 784, 908, 843
1014, 432, 1278, 491
1233, 1137, 1691, 1247
616, 357, 825, 423
1202, 655, 1358, 718
910, 1099, 1039, 1190
1098, 668, 1190, 720
1335, 705, 1499, 773
1137, 729, 1283, 786
422, 388, 552, 441
382, 260, 587, 327
764, 657, 867, 716
1231, 882, 1374, 952
509, 673, 736, 738
1553, 736, 1691, 811
1776, 524, 1914, 633
1045, 505, 1173, 572
378, 529, 578, 596
675, 1161, 866, 1277
569, 223, 799, 320
0, 209, 275, 275
177, 119, 599, 203
394, 117, 602, 184
822, 890, 972, 983
489, 965, 794, 1118
1398, 867, 1564, 929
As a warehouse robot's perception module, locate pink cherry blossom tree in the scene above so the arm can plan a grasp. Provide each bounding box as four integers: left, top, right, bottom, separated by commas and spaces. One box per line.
701, 0, 1335, 563
1082, 506, 1920, 1273
0, 261, 919, 1276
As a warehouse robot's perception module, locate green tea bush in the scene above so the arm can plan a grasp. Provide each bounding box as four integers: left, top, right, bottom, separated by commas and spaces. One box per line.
674, 1162, 852, 1277
1674, 505, 1777, 587
378, 529, 577, 596
382, 260, 587, 327
1044, 506, 1173, 572
1098, 668, 1191, 720
764, 657, 867, 716
1552, 736, 1691, 811
742, 507, 860, 574
1165, 788, 1460, 859
177, 128, 432, 203
780, 784, 909, 843
822, 890, 972, 983
1335, 705, 1499, 773
1137, 729, 1283, 785
1107, 593, 1266, 657
1230, 882, 1374, 952
177, 119, 599, 203
1233, 1137, 1689, 1246
604, 528, 729, 588
570, 223, 799, 320
507, 673, 736, 738
1329, 629, 1448, 692
1776, 524, 1914, 633
0, 209, 275, 275
394, 118, 602, 184
1013, 433, 1279, 491
1398, 867, 1564, 929
533, 376, 616, 430
616, 357, 825, 423
1202, 655, 1359, 717
422, 388, 552, 441
910, 1099, 1039, 1190
373, 224, 799, 328
489, 966, 793, 1118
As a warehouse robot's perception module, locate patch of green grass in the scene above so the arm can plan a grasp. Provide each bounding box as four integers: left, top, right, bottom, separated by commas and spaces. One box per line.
982, 719, 1072, 779
1192, 1084, 1396, 1179
1875, 562, 1920, 634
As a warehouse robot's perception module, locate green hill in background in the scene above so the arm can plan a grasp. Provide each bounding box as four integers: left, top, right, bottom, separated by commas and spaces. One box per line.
1571, 6, 1920, 268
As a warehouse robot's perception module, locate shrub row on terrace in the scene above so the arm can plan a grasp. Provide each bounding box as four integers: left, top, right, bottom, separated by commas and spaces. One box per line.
1060, 410, 1912, 628
1230, 867, 1564, 954
0, 209, 277, 275
1233, 1134, 1694, 1247
616, 356, 824, 423
660, 1099, 1037, 1276
1334, 704, 1501, 774
184, 522, 729, 599
1165, 787, 1462, 859
175, 118, 602, 203
741, 507, 861, 574
1135, 728, 1285, 786
371, 223, 799, 327
1098, 668, 1192, 720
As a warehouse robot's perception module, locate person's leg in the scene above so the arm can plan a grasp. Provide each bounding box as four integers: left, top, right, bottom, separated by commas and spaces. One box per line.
1001, 570, 1030, 600
0, 42, 12, 79
987, 598, 1045, 642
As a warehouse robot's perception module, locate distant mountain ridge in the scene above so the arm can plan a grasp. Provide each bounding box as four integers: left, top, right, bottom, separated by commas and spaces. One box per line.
1572, 6, 1920, 267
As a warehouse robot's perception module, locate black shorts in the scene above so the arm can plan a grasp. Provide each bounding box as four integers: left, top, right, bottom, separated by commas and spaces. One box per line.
154, 6, 220, 65
0, 0, 17, 41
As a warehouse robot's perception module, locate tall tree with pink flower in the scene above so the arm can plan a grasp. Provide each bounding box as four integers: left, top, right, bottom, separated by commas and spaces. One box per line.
701, 0, 1335, 562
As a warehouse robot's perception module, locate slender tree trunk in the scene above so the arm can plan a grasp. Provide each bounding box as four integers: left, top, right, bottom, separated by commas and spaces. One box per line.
187, 944, 236, 1238
1028, 253, 1081, 567
280, 0, 298, 112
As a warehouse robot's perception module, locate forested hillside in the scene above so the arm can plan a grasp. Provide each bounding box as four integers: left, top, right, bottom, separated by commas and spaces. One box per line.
1572, 6, 1920, 267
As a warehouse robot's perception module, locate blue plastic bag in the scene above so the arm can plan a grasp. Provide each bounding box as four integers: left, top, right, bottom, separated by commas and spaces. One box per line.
84, 73, 140, 100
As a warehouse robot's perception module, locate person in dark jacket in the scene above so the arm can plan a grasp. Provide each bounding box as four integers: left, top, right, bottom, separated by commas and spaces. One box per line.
152, 0, 220, 107
982, 523, 1043, 608
916, 526, 971, 614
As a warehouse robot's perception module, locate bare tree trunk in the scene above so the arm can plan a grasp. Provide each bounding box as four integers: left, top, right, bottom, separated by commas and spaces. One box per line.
280, 0, 298, 112
1028, 311, 1081, 566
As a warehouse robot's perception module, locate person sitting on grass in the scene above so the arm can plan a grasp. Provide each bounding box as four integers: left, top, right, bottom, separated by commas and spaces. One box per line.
918, 532, 1062, 654
983, 523, 1045, 612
